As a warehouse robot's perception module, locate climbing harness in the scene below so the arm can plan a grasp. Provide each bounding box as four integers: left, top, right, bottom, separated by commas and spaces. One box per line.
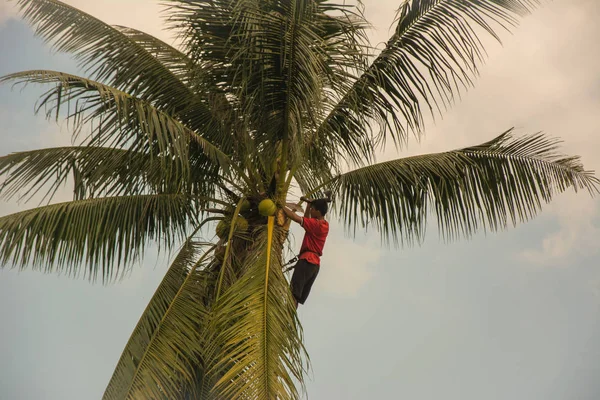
283, 256, 299, 272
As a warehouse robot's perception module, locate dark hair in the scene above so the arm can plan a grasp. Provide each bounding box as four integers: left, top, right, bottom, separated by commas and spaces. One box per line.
311, 198, 330, 216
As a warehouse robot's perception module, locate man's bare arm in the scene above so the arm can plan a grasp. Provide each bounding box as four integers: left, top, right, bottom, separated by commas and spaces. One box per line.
300, 196, 312, 218
282, 205, 303, 224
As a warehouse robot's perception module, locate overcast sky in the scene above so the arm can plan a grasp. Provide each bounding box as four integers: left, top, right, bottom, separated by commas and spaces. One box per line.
1, 1, 599, 399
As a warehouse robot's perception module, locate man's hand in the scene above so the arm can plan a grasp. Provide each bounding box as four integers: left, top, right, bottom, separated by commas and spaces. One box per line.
300, 196, 312, 203
281, 203, 303, 224
286, 202, 304, 213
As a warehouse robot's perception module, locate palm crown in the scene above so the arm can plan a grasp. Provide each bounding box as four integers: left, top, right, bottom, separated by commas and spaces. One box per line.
1, 0, 598, 399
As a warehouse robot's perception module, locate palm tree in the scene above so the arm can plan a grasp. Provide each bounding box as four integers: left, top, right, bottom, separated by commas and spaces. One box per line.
0, 0, 598, 398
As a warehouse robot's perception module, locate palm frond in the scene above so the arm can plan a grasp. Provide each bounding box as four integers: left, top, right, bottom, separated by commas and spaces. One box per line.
112, 25, 196, 86
215, 197, 250, 299
112, 24, 239, 156
317, 0, 541, 159
103, 240, 216, 400
0, 193, 201, 281
330, 129, 599, 245
13, 0, 195, 112
294, 148, 338, 197
13, 0, 241, 155
0, 70, 233, 174
0, 147, 163, 202
163, 0, 370, 174
0, 146, 225, 203
208, 219, 307, 400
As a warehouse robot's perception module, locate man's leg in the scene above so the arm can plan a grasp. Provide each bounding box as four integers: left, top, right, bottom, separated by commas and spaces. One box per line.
298, 263, 319, 305
290, 260, 310, 308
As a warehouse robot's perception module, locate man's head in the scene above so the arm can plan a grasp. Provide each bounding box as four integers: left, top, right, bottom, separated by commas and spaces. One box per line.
309, 198, 329, 219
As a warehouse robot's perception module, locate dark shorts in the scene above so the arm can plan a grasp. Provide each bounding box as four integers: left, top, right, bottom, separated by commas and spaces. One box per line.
290, 259, 319, 304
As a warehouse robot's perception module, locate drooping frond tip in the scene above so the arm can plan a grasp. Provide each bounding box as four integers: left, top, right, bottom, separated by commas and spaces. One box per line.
0, 194, 199, 282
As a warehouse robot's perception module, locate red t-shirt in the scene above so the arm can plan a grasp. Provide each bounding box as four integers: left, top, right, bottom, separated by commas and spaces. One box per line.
299, 217, 329, 266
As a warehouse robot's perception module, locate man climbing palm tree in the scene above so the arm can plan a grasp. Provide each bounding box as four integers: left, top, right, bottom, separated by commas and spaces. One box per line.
282, 196, 331, 308
1, 0, 599, 399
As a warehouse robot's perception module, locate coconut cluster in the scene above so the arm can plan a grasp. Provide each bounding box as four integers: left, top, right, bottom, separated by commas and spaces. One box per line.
215, 198, 277, 239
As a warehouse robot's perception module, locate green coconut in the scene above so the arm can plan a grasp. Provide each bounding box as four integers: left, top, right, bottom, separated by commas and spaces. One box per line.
235, 216, 249, 232
224, 205, 235, 215
240, 199, 251, 213
216, 217, 248, 239
216, 220, 229, 239
225, 200, 250, 215
258, 199, 277, 217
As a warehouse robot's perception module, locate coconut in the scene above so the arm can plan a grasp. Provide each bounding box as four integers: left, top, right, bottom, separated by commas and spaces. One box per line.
235, 216, 249, 232
258, 199, 277, 216
240, 199, 251, 213
224, 205, 235, 215
216, 217, 248, 239
216, 220, 229, 239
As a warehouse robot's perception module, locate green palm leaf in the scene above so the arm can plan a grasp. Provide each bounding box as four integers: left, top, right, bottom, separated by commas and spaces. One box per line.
0, 71, 232, 173
12, 0, 240, 158
103, 240, 216, 400
112, 25, 196, 86
163, 0, 369, 172
0, 193, 200, 281
13, 0, 194, 112
111, 24, 239, 154
0, 147, 166, 202
0, 146, 226, 203
330, 129, 599, 245
209, 219, 307, 400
